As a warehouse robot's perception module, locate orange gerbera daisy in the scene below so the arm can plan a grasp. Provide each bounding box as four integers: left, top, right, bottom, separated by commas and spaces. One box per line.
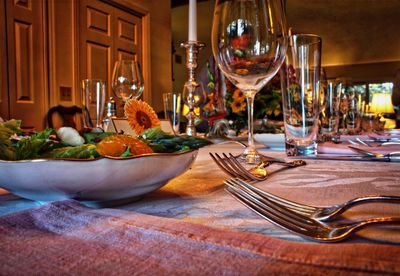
124, 99, 160, 135
232, 89, 245, 102
231, 100, 246, 113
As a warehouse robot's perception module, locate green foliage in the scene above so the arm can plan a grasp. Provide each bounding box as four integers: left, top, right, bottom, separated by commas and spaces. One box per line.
140, 127, 212, 153
15, 129, 59, 160
0, 119, 22, 160
44, 144, 99, 159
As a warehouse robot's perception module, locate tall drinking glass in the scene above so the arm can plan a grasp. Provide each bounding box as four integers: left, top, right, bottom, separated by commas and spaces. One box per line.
320, 80, 342, 136
281, 34, 322, 156
81, 79, 106, 131
163, 92, 182, 135
212, 0, 287, 164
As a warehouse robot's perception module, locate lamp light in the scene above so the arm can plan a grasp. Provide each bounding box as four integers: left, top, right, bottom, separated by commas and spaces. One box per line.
369, 93, 395, 128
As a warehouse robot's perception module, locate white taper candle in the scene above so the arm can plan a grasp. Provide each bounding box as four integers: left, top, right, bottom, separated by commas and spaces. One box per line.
188, 0, 197, 41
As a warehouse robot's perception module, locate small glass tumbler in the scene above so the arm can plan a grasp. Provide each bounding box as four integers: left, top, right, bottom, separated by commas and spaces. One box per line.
163, 93, 182, 135
346, 93, 362, 134
81, 79, 106, 131
320, 80, 342, 137
281, 34, 322, 156
361, 113, 380, 133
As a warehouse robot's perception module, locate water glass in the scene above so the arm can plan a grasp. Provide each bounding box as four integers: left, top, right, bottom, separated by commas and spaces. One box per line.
81, 79, 106, 131
320, 80, 342, 136
281, 34, 322, 156
163, 93, 182, 135
345, 92, 362, 134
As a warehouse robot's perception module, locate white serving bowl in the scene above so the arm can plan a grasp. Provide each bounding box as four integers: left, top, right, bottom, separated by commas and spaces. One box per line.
0, 150, 198, 202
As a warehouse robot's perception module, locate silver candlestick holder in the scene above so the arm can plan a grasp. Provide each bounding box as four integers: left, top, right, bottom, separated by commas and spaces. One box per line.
181, 40, 205, 136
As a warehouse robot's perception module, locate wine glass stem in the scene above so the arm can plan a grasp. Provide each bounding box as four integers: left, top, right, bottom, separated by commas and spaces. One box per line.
246, 92, 256, 155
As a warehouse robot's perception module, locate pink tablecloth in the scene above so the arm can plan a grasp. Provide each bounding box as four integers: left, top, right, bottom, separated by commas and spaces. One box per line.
1, 200, 399, 275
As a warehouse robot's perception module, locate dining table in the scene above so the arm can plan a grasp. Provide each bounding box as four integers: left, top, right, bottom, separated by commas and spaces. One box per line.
1, 139, 400, 275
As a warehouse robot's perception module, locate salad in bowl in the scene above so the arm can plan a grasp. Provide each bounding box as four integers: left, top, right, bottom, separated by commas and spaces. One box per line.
0, 119, 211, 202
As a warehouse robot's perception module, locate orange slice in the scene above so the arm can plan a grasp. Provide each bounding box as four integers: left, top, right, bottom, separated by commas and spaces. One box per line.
96, 134, 153, 157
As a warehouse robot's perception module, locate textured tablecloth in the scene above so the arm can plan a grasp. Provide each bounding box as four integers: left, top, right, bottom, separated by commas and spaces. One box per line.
1, 142, 400, 274
1, 143, 400, 243
1, 200, 400, 275
114, 144, 400, 243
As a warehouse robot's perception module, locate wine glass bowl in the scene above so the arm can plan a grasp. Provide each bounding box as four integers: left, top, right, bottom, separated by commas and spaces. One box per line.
111, 60, 144, 103
212, 0, 287, 163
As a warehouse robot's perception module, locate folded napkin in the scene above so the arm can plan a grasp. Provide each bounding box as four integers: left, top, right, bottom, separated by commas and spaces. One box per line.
1, 201, 399, 275
318, 141, 400, 156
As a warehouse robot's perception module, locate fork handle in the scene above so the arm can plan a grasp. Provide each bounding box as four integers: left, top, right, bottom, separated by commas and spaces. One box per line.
350, 217, 400, 234
343, 195, 400, 210
324, 195, 400, 220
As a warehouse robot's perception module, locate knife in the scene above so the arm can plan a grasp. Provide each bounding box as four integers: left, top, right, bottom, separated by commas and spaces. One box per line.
293, 155, 399, 162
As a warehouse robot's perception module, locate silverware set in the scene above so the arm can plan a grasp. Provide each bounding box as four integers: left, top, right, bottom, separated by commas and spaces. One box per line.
209, 152, 306, 181
210, 152, 400, 242
348, 137, 400, 147
225, 179, 400, 242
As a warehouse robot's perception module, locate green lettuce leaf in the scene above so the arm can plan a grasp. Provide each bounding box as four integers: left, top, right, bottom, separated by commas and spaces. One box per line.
15, 129, 58, 160
45, 144, 99, 159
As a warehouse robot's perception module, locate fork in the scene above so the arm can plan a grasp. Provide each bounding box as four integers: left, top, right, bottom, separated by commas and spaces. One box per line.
225, 181, 400, 242
210, 152, 305, 181
349, 138, 400, 147
226, 178, 400, 221
348, 146, 400, 158
349, 138, 373, 147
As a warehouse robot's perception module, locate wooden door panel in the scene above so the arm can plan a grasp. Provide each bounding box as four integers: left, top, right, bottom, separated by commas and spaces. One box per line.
114, 9, 142, 65
80, 0, 113, 94
86, 42, 111, 82
14, 22, 34, 102
6, 0, 46, 129
117, 50, 136, 61
87, 6, 110, 35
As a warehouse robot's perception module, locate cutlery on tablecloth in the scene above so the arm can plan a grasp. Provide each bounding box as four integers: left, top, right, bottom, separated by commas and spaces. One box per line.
225, 180, 400, 242
225, 178, 400, 222
348, 146, 400, 159
209, 152, 305, 181
299, 155, 400, 162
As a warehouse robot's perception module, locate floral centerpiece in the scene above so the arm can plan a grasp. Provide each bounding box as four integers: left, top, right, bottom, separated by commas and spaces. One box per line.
200, 58, 283, 135
224, 74, 283, 135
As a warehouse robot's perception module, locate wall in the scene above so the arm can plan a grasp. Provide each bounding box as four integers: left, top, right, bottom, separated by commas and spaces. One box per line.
286, 0, 400, 82
172, 1, 215, 96
172, 0, 400, 86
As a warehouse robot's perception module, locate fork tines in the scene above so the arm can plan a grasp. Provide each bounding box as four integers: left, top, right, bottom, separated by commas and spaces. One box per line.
224, 179, 319, 237
209, 152, 266, 181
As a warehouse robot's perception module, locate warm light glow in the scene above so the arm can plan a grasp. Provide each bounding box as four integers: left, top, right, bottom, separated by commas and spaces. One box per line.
369, 93, 395, 114
182, 104, 200, 116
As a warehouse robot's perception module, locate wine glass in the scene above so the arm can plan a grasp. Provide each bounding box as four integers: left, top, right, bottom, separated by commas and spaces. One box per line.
111, 60, 144, 107
212, 0, 287, 163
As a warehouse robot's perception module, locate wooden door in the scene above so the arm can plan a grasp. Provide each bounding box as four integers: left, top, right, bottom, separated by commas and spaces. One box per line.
0, 1, 8, 120
6, 0, 47, 129
79, 0, 143, 116
79, 0, 113, 92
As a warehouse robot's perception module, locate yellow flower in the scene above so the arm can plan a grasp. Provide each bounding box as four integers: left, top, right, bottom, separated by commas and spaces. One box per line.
232, 89, 246, 102
231, 100, 246, 113
182, 104, 200, 116
125, 99, 160, 134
